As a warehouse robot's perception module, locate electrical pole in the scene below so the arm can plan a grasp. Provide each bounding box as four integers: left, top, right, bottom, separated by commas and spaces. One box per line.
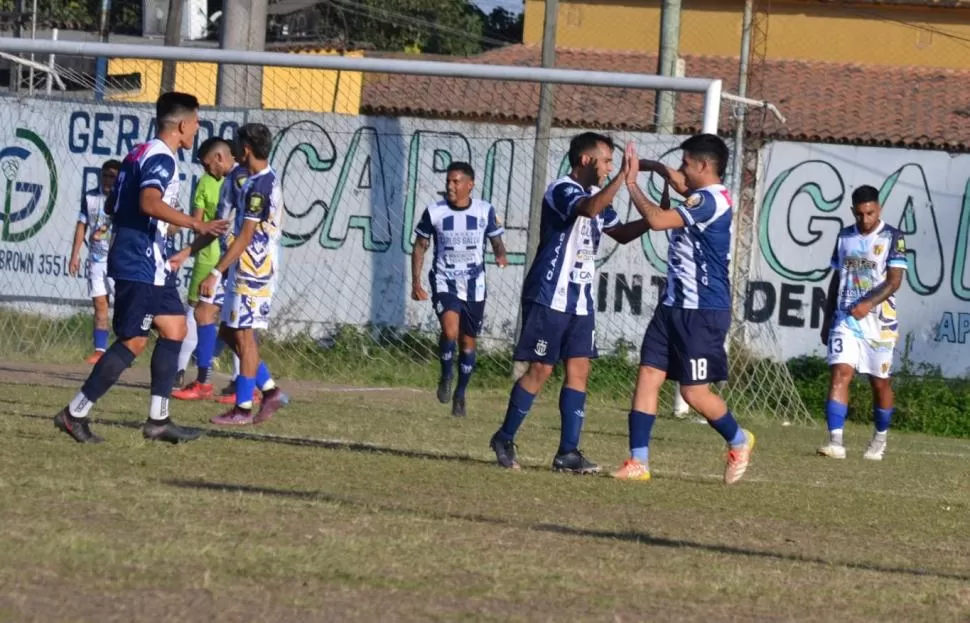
514, 0, 558, 380
160, 0, 183, 93
93, 0, 111, 101
655, 0, 682, 133
216, 0, 268, 108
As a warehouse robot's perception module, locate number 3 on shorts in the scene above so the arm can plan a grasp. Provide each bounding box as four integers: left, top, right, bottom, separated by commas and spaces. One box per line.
829, 337, 843, 355
690, 358, 708, 381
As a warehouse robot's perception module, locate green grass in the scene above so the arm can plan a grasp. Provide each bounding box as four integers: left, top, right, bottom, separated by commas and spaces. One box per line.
0, 364, 968, 621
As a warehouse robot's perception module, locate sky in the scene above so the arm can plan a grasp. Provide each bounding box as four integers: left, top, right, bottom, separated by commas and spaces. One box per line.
472, 0, 524, 15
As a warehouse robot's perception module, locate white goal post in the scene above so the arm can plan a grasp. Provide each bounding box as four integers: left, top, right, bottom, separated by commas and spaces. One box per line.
0, 36, 811, 425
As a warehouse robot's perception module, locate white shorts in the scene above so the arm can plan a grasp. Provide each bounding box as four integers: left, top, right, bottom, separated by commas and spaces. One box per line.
87, 260, 114, 299
221, 287, 272, 330
827, 328, 896, 379
198, 277, 226, 307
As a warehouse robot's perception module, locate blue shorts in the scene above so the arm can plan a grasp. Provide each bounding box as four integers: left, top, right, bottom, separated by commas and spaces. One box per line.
640, 305, 731, 385
112, 279, 185, 340
433, 292, 485, 338
513, 302, 597, 364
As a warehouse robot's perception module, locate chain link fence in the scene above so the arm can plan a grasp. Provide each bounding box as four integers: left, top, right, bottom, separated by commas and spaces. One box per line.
0, 40, 813, 424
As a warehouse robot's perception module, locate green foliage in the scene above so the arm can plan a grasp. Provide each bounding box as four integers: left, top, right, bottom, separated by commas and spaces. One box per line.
0, 0, 141, 33
787, 355, 970, 438
311, 0, 487, 56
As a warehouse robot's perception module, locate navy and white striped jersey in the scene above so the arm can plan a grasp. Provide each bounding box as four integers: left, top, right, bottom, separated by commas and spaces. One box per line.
663, 183, 733, 310
107, 139, 180, 286
414, 198, 504, 302
520, 176, 620, 316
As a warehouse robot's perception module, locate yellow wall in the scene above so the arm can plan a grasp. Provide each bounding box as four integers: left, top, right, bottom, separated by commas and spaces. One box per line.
107, 49, 363, 114
523, 0, 970, 69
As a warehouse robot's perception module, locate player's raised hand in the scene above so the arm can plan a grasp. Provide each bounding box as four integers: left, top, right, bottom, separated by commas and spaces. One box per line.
68, 255, 81, 277
623, 142, 639, 185
194, 218, 231, 237
412, 282, 429, 301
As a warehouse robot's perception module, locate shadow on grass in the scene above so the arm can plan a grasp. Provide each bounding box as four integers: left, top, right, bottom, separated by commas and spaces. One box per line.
166, 477, 970, 584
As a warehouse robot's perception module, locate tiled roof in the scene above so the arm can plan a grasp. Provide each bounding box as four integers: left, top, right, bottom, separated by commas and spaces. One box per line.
359, 45, 970, 151
817, 0, 970, 6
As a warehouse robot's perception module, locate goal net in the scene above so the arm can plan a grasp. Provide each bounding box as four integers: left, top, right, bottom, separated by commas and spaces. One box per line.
0, 39, 811, 425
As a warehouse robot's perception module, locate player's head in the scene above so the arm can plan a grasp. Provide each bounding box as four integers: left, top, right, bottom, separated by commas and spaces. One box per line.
568, 132, 614, 188
100, 159, 120, 194
678, 133, 729, 190
156, 92, 200, 150
851, 185, 882, 234
445, 162, 475, 206
235, 123, 273, 168
197, 137, 235, 179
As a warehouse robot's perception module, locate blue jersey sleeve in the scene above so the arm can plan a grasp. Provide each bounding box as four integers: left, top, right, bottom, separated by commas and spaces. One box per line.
414, 207, 433, 239
830, 239, 841, 270
548, 181, 588, 220
888, 229, 908, 270
675, 190, 717, 227
139, 154, 176, 193
486, 204, 505, 238
243, 176, 272, 222
600, 205, 621, 230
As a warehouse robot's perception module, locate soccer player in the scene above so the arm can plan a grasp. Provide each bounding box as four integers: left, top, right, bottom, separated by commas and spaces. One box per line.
817, 185, 907, 461
201, 123, 286, 426
613, 135, 755, 485
411, 162, 508, 417
172, 137, 235, 399
489, 133, 650, 473
53, 92, 229, 444
69, 159, 121, 364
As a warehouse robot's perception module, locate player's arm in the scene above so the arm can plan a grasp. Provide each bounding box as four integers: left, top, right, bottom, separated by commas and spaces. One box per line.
69, 198, 87, 276
485, 205, 508, 268
850, 233, 907, 320
140, 187, 226, 237
489, 236, 508, 268
572, 173, 626, 219
625, 145, 685, 231
411, 208, 433, 301
411, 238, 431, 301
605, 180, 671, 244
820, 272, 840, 346
604, 219, 650, 244
638, 159, 689, 197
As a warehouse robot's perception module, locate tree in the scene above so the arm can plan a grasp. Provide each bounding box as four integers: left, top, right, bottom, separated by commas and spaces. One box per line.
0, 0, 140, 33
309, 0, 486, 56
477, 6, 523, 50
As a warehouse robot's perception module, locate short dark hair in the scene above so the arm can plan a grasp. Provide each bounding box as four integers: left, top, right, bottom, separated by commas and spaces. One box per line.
236, 123, 274, 160
680, 133, 729, 178
101, 159, 121, 172
568, 132, 614, 168
156, 92, 199, 126
446, 161, 475, 180
197, 137, 232, 161
851, 185, 880, 207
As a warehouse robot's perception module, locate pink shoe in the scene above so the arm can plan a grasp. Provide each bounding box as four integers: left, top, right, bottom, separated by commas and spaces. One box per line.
253, 388, 286, 424
210, 407, 254, 426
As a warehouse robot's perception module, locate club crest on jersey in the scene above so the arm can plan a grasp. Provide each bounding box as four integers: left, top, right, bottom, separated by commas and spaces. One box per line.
684, 194, 702, 209
247, 193, 264, 215
534, 339, 548, 357
478, 217, 486, 229
874, 244, 884, 256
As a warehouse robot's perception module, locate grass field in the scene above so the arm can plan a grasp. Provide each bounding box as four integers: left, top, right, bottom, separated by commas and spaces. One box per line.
0, 362, 968, 622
